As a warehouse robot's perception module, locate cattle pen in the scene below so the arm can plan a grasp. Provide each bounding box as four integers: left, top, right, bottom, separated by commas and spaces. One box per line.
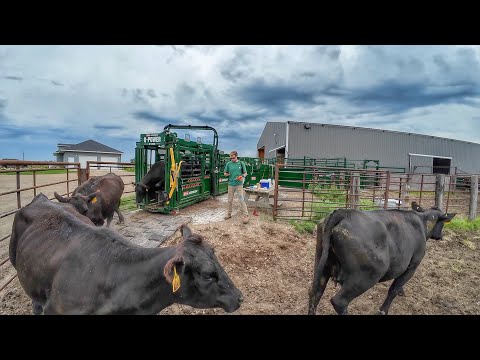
0, 158, 480, 314
271, 162, 480, 222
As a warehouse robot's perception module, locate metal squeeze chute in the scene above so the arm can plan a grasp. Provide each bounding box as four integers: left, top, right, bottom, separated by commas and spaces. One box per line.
135, 124, 224, 214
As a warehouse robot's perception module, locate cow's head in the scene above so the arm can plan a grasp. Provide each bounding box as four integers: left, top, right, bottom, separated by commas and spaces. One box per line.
133, 182, 149, 204
163, 225, 243, 313
411, 202, 456, 240
54, 191, 97, 216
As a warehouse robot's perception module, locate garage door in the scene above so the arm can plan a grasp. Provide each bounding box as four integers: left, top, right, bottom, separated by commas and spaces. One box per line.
100, 156, 120, 169
79, 155, 98, 169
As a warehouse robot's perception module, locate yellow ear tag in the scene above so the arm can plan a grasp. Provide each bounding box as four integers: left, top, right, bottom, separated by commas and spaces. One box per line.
91, 197, 97, 204
172, 265, 181, 293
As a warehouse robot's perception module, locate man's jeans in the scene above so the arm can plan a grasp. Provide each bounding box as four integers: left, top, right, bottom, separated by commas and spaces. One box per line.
227, 184, 249, 216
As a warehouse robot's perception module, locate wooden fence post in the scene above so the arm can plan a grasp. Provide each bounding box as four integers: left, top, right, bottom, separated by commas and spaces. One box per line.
79, 169, 88, 185
435, 174, 445, 211
350, 173, 360, 209
469, 175, 478, 221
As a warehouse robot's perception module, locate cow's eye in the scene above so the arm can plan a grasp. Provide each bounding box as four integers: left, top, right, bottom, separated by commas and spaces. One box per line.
202, 275, 213, 282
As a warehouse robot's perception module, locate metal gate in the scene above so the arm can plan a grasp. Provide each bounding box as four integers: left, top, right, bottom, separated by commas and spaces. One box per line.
271, 163, 480, 221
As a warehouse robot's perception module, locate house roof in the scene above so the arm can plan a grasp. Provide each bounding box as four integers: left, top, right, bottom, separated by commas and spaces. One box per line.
57, 140, 122, 154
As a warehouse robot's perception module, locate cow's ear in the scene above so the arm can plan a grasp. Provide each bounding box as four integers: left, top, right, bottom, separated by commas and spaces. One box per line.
163, 256, 184, 284
86, 192, 98, 203
181, 224, 192, 240
54, 192, 68, 203
411, 202, 424, 212
439, 213, 456, 222
138, 183, 149, 191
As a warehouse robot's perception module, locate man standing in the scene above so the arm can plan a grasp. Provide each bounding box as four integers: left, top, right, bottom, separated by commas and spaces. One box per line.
223, 151, 249, 224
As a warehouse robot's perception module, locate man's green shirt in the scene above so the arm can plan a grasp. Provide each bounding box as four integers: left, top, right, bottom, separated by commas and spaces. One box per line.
224, 160, 246, 186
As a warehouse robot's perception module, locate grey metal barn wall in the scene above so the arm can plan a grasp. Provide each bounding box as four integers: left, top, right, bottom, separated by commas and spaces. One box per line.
286, 122, 480, 174
257, 122, 287, 158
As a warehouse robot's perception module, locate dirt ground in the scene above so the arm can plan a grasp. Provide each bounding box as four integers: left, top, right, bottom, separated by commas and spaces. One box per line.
1, 191, 479, 315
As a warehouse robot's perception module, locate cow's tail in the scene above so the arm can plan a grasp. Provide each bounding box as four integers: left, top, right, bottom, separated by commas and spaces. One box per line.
308, 209, 345, 314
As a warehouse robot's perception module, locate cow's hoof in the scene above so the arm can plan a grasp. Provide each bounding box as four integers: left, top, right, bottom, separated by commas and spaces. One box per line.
377, 310, 386, 315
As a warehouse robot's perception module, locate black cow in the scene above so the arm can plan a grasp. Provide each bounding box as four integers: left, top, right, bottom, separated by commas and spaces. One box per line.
308, 202, 455, 315
54, 172, 124, 227
9, 193, 243, 315
134, 161, 166, 205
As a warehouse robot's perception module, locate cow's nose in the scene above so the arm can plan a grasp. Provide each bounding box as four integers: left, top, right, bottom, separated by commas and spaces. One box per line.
238, 293, 244, 303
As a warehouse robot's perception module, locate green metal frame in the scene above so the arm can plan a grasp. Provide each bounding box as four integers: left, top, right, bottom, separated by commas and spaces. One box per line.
135, 125, 228, 214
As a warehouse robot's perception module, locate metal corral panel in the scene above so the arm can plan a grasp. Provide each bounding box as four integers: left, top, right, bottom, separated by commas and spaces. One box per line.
257, 122, 287, 158
286, 122, 480, 174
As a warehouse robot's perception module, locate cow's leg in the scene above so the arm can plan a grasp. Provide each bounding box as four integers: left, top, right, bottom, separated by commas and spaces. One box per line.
116, 207, 125, 224
32, 300, 43, 315
398, 287, 405, 297
331, 276, 380, 315
378, 265, 419, 315
106, 214, 114, 227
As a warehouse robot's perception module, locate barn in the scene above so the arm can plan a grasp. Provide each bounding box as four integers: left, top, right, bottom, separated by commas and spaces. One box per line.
257, 121, 480, 174
53, 139, 122, 169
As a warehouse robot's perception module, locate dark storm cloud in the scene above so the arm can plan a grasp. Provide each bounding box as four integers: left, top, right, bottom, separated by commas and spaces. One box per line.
0, 123, 64, 138
234, 79, 322, 114
176, 83, 195, 97
220, 48, 252, 83
433, 54, 451, 73
188, 108, 268, 125
133, 89, 149, 104
121, 88, 156, 103
347, 80, 480, 113
312, 45, 342, 61
146, 89, 157, 98
219, 127, 262, 142
0, 123, 24, 137
93, 124, 125, 130
187, 112, 224, 125
131, 111, 176, 125
300, 72, 316, 78
4, 75, 23, 81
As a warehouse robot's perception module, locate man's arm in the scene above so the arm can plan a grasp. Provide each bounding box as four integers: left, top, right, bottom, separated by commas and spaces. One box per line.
237, 162, 247, 181
223, 162, 229, 177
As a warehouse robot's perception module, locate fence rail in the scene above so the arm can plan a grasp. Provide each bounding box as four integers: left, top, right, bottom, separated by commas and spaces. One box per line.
272, 163, 479, 221
0, 160, 136, 295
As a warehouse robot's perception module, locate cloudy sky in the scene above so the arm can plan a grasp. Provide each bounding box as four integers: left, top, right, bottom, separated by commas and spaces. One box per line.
1, 45, 480, 162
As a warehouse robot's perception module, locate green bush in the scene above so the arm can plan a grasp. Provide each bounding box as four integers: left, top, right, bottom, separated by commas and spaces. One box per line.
444, 216, 480, 231
306, 183, 380, 222
289, 220, 317, 234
